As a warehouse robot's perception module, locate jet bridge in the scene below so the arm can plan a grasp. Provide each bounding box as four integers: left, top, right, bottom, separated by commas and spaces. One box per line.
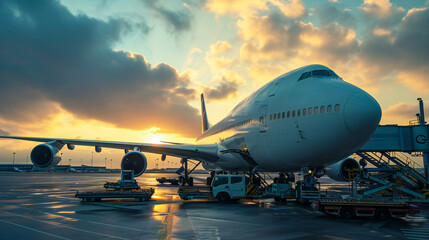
351, 98, 429, 202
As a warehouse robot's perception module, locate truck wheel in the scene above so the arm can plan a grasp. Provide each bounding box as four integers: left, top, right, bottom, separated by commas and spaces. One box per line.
340, 207, 355, 219
375, 208, 390, 220
217, 192, 231, 203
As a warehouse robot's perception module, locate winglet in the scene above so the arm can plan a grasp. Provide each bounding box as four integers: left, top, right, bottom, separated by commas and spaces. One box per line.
201, 93, 210, 132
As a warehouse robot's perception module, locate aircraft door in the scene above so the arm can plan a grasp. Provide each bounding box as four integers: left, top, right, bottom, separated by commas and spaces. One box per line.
257, 105, 268, 133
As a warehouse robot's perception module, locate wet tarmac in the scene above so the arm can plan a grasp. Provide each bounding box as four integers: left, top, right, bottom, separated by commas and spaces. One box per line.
0, 172, 428, 240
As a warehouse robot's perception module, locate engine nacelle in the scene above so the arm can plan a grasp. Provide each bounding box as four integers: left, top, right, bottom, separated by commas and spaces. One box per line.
326, 158, 360, 182
121, 151, 147, 177
30, 143, 62, 168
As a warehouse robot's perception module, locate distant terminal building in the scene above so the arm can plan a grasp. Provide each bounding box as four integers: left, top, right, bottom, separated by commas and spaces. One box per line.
0, 164, 119, 173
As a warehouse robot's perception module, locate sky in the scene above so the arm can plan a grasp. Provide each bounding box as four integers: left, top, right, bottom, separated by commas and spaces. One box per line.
1, 0, 429, 168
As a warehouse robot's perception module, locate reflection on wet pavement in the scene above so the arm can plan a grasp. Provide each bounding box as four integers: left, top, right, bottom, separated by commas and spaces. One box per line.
0, 172, 428, 239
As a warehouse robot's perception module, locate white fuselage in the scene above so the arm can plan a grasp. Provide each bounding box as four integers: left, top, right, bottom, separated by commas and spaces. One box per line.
196, 65, 381, 172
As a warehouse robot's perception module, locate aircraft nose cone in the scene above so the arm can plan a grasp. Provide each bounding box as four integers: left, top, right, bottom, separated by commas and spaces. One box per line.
344, 91, 382, 135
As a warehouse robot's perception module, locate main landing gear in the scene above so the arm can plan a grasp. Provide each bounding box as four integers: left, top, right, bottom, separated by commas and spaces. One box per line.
176, 158, 201, 186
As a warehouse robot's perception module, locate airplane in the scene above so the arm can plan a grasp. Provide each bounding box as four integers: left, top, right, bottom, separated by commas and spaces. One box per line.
0, 64, 382, 182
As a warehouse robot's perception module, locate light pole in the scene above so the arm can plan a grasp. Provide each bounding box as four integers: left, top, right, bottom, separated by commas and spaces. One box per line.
61, 153, 63, 163
91, 152, 94, 166
68, 158, 71, 166
110, 159, 112, 169
105, 157, 107, 168
12, 152, 16, 165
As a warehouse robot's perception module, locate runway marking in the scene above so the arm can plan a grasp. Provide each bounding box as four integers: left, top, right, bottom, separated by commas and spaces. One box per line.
400, 222, 429, 239
0, 219, 69, 240
1, 210, 130, 240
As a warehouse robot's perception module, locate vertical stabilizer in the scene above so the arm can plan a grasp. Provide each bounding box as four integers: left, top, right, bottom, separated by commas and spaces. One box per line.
201, 94, 210, 132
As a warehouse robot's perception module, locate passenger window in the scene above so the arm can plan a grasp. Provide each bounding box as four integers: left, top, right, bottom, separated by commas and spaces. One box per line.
282, 112, 285, 119
213, 176, 228, 186
231, 176, 242, 184
278, 113, 281, 119
314, 107, 318, 114
334, 104, 340, 112
303, 108, 306, 116
320, 106, 325, 113
297, 109, 301, 116
287, 111, 290, 118
292, 110, 296, 117
274, 114, 277, 120
327, 105, 332, 112
270, 114, 272, 120
308, 108, 312, 115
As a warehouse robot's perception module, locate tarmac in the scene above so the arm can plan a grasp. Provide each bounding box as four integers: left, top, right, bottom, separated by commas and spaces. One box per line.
0, 172, 428, 240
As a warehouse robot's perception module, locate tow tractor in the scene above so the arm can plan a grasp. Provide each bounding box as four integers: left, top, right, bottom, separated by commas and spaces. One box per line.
156, 177, 180, 185
75, 170, 154, 202
178, 174, 260, 201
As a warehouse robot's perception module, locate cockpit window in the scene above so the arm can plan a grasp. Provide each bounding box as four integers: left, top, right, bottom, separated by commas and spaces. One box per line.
328, 70, 340, 78
298, 71, 312, 81
311, 70, 331, 77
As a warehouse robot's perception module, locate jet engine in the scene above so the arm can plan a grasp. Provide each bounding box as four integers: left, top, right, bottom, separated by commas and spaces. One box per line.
121, 151, 147, 177
326, 158, 360, 182
30, 143, 62, 168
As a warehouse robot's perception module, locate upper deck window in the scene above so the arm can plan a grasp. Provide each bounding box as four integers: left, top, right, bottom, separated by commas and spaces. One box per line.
312, 70, 331, 77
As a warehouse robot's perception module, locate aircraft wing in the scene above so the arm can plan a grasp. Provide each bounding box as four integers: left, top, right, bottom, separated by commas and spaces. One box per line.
0, 136, 219, 162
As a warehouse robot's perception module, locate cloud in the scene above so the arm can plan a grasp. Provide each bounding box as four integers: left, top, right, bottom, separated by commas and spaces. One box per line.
0, 0, 201, 137
209, 41, 232, 55
358, 7, 429, 92
204, 71, 244, 101
382, 102, 422, 124
205, 41, 235, 71
360, 0, 405, 19
205, 0, 267, 16
144, 0, 192, 33
205, 0, 306, 18
313, 1, 356, 28
236, 11, 360, 84
0, 128, 10, 136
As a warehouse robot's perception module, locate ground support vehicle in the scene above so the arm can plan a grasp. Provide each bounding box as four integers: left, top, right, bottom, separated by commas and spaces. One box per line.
156, 177, 180, 185
103, 170, 140, 190
178, 186, 213, 200
75, 188, 155, 202
178, 174, 260, 202
264, 183, 295, 202
311, 199, 420, 219
295, 179, 327, 204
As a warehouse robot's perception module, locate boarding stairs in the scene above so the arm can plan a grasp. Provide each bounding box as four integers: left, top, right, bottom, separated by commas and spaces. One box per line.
353, 151, 429, 202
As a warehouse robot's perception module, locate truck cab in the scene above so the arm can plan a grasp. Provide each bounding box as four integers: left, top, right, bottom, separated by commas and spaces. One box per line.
212, 175, 249, 201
